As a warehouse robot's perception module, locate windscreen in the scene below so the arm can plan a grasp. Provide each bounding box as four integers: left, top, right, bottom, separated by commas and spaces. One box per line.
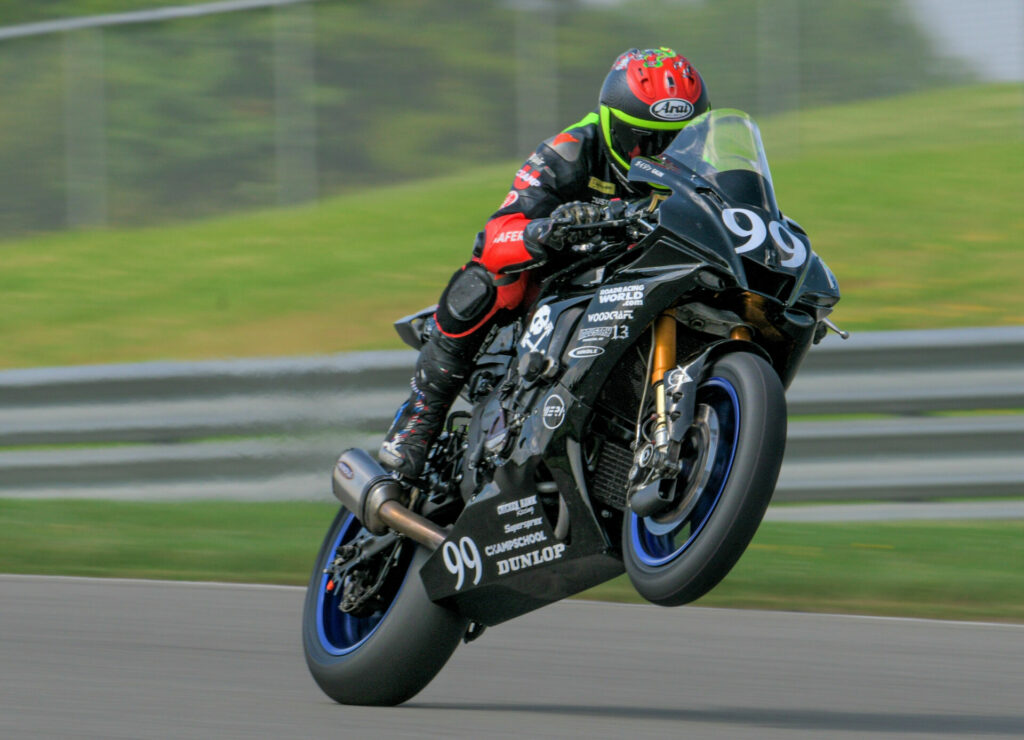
659, 109, 778, 214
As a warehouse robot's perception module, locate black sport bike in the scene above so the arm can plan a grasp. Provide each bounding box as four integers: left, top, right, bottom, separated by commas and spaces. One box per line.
302, 109, 844, 705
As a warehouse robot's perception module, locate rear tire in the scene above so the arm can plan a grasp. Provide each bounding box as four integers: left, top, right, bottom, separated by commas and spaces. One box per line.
623, 351, 786, 606
302, 508, 468, 705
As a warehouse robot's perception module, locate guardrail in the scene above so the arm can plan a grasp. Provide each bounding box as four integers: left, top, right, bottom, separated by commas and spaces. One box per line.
1, 327, 1022, 502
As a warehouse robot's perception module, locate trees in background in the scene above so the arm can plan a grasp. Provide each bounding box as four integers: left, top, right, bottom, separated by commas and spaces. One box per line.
0, 0, 969, 236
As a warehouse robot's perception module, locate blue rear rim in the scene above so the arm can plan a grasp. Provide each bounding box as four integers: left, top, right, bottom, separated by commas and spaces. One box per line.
315, 512, 404, 656
629, 376, 740, 567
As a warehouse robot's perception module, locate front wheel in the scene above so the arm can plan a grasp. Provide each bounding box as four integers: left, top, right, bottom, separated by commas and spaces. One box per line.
623, 351, 786, 606
302, 508, 468, 705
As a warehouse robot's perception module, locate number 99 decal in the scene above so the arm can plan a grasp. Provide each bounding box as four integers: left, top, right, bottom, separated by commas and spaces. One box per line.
722, 208, 807, 268
442, 537, 482, 591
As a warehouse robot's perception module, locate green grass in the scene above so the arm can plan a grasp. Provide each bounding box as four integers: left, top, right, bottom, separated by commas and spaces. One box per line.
0, 163, 510, 368
1, 83, 1021, 370
2, 499, 1022, 623
0, 499, 332, 584
763, 85, 1024, 331
584, 520, 1024, 623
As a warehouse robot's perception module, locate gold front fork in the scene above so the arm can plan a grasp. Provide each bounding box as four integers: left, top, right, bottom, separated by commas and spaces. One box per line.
650, 312, 677, 452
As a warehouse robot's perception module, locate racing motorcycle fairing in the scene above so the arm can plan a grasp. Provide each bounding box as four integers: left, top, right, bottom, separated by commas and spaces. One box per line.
414, 110, 840, 623
418, 450, 625, 626
417, 266, 767, 623
304, 108, 843, 706
628, 109, 839, 317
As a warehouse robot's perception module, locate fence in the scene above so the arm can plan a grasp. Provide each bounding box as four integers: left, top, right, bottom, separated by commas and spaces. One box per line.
2, 0, 1021, 238
1, 327, 1022, 503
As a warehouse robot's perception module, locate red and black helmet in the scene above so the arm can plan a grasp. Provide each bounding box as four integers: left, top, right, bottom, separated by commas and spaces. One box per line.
599, 48, 710, 173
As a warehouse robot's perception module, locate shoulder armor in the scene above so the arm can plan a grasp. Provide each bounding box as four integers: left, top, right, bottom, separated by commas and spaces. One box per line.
542, 131, 584, 163
542, 112, 598, 164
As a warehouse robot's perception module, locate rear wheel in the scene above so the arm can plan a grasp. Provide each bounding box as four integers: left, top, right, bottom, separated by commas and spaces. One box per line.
302, 508, 468, 705
623, 351, 786, 606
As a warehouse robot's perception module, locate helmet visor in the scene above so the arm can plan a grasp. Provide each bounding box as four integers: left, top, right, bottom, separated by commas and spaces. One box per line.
609, 116, 682, 163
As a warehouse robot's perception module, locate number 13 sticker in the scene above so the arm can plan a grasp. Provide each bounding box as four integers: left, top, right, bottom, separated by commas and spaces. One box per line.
721, 208, 807, 268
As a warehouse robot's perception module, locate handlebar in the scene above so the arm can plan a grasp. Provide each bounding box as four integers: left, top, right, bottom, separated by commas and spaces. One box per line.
561, 210, 656, 255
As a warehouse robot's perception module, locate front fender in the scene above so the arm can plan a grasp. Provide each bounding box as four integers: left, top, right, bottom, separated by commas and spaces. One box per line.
693, 338, 773, 370
665, 339, 773, 446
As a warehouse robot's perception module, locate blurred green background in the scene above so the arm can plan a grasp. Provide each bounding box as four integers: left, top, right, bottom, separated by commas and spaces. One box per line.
1, 1, 1023, 621
0, 0, 976, 235
2, 0, 1021, 369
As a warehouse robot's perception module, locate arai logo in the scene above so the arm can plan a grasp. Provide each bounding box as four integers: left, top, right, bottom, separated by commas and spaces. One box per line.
650, 98, 693, 121
542, 394, 566, 430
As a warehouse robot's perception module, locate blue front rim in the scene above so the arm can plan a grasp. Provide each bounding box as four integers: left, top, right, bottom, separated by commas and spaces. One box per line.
629, 376, 740, 567
315, 512, 404, 655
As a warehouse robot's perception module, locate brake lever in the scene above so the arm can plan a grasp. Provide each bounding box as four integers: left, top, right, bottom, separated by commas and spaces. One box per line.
634, 216, 655, 233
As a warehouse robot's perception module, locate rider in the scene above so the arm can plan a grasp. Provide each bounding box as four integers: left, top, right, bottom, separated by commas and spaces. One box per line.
379, 47, 710, 478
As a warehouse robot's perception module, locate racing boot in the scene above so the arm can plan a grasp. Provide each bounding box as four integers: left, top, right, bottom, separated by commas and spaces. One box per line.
378, 332, 480, 478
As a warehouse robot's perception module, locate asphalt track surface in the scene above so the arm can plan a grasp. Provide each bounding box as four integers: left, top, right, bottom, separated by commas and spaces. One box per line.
2, 576, 1023, 740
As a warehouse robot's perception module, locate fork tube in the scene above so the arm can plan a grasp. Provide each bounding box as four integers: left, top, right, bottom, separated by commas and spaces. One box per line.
651, 313, 677, 451
651, 312, 677, 384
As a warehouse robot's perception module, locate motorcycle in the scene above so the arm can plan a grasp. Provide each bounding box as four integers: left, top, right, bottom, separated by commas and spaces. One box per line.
302, 109, 843, 705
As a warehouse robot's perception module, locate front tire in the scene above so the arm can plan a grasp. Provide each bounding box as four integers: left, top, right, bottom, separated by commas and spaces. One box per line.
302, 508, 468, 705
623, 351, 786, 606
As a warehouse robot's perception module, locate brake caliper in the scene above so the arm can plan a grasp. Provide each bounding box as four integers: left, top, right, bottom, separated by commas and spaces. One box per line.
323, 533, 404, 617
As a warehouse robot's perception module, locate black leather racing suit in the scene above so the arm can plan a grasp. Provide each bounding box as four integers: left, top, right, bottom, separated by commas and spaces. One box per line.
435, 110, 653, 338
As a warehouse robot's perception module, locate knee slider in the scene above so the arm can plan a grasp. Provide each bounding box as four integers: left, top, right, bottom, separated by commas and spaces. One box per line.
436, 262, 497, 335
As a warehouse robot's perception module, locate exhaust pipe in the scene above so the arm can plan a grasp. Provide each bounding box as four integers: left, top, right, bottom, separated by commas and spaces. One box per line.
331, 448, 447, 550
